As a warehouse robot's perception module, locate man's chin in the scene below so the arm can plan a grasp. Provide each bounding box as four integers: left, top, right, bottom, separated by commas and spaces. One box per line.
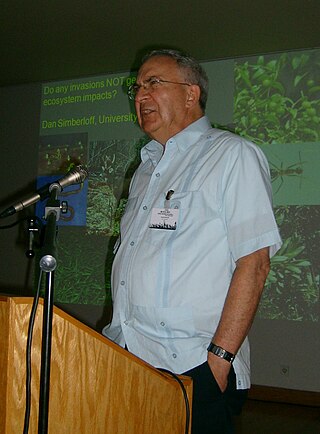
141, 120, 159, 137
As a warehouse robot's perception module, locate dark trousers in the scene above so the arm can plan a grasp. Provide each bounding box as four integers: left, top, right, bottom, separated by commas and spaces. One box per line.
183, 362, 248, 434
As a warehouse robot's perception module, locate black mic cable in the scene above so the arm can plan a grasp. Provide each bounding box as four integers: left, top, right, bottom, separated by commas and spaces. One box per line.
158, 368, 191, 434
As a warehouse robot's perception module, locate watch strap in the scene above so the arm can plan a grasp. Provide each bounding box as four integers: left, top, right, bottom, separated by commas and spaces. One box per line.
207, 342, 235, 363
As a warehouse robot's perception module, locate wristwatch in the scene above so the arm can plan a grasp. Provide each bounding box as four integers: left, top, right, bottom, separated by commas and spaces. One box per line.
207, 342, 235, 364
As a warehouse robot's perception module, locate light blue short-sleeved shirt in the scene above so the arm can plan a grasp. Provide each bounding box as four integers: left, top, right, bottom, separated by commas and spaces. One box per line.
103, 116, 282, 389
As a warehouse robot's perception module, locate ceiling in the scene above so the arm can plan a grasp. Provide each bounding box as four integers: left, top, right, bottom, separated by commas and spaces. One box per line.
1, 0, 319, 87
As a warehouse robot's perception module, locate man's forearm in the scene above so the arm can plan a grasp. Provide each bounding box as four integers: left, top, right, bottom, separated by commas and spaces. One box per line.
213, 246, 270, 353
207, 247, 270, 391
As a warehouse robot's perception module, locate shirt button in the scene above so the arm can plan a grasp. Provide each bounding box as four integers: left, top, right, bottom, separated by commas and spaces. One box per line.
124, 320, 128, 325
155, 172, 160, 177
172, 353, 177, 359
130, 241, 134, 246
160, 321, 165, 326
120, 281, 125, 286
143, 205, 147, 210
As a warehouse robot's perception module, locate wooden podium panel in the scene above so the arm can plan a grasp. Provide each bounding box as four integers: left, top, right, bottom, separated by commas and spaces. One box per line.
0, 296, 192, 434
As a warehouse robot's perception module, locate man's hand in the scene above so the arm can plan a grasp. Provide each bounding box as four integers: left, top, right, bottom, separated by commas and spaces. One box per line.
207, 351, 231, 392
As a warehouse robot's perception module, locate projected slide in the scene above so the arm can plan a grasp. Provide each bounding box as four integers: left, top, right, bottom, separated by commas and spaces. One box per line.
233, 51, 319, 322
38, 49, 319, 321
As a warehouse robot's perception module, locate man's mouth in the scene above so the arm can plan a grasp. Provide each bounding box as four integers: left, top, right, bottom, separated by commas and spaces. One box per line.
141, 108, 155, 116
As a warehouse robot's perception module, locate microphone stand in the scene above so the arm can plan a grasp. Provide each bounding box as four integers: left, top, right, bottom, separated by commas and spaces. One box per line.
37, 184, 63, 434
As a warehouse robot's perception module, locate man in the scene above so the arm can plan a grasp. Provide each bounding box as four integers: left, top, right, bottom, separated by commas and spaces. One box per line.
103, 49, 282, 433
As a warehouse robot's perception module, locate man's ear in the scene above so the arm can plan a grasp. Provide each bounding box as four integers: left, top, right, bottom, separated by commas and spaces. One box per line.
186, 84, 201, 108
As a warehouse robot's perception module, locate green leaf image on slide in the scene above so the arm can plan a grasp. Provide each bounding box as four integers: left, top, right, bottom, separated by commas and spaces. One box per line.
38, 137, 148, 304
258, 206, 319, 321
233, 51, 320, 145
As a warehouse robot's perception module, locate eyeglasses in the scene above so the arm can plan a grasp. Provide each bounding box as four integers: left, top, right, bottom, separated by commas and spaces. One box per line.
127, 76, 191, 100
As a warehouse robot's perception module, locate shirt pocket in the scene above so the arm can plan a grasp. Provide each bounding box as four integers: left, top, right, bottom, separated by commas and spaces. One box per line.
131, 304, 196, 339
146, 190, 214, 247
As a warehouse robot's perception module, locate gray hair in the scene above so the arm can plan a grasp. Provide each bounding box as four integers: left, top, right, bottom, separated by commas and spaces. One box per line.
141, 49, 209, 112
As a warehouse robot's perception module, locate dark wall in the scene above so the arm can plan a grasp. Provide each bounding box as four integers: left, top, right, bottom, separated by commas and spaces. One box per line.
0, 84, 41, 294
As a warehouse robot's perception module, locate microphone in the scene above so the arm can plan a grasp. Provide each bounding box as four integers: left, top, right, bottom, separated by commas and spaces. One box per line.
0, 165, 89, 219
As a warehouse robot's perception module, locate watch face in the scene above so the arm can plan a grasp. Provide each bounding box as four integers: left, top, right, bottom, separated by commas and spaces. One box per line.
215, 347, 226, 357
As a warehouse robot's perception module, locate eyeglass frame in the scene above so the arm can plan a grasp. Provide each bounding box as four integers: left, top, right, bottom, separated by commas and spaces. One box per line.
127, 76, 192, 100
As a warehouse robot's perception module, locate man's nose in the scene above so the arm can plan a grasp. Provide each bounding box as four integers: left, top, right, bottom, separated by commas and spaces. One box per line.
135, 85, 151, 101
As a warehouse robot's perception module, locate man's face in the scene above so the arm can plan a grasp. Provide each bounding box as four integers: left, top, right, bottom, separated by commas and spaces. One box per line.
135, 56, 200, 145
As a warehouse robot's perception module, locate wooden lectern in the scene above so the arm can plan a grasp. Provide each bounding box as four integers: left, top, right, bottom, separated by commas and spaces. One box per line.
0, 296, 192, 433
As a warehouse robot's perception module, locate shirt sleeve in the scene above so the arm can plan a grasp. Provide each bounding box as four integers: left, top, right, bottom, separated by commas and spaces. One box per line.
221, 138, 282, 261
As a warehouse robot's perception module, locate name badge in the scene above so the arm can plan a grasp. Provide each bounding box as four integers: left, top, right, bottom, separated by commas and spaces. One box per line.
149, 208, 179, 230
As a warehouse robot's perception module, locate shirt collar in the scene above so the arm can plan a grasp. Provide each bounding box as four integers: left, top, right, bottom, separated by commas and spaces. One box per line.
141, 116, 211, 164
